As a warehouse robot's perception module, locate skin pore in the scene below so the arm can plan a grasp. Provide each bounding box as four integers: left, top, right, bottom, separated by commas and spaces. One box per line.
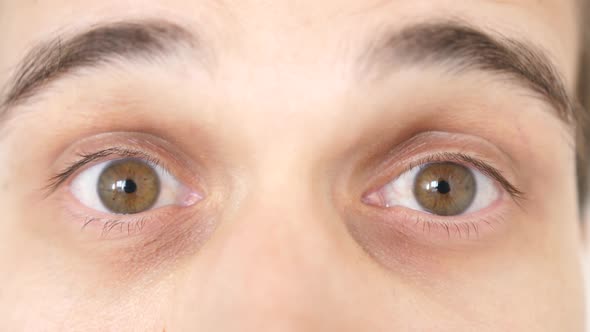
0, 1, 586, 331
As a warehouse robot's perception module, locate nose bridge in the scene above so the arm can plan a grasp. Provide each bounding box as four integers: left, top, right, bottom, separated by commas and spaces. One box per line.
218, 170, 341, 296
176, 160, 364, 329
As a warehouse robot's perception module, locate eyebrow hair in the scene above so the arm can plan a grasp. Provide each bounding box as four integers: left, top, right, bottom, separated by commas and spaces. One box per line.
0, 20, 198, 112
0, 20, 575, 127
363, 21, 574, 123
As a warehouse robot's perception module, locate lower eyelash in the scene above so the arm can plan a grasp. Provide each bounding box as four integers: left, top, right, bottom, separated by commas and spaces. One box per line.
81, 216, 152, 238
406, 209, 507, 241
421, 220, 480, 240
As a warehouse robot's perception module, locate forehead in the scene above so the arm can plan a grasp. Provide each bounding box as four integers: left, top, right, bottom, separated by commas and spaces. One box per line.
0, 0, 578, 29
0, 0, 581, 86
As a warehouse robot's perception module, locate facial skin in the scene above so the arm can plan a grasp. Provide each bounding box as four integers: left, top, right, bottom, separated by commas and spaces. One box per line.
0, 0, 586, 331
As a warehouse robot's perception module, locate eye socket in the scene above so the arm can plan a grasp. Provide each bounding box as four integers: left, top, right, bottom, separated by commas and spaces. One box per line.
71, 158, 200, 215
364, 162, 499, 216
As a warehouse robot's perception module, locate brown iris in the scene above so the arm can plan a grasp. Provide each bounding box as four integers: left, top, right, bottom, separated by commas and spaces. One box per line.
97, 159, 160, 214
413, 162, 476, 216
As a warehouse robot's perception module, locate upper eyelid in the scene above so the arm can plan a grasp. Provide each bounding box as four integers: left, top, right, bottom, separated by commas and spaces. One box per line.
45, 147, 163, 195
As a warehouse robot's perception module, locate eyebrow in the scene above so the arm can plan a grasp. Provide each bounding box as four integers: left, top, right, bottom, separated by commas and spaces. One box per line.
0, 20, 575, 126
362, 21, 574, 123
0, 20, 198, 112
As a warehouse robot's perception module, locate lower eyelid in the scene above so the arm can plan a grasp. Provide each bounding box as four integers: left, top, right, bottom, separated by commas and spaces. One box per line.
358, 200, 512, 245
51, 202, 218, 278
62, 203, 195, 240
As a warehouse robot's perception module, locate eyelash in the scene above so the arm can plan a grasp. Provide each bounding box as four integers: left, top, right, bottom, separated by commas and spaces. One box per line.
48, 147, 523, 240
46, 147, 164, 194
81, 213, 165, 238
402, 152, 524, 200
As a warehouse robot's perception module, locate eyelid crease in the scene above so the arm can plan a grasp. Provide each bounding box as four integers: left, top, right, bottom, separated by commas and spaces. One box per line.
404, 152, 526, 202
44, 147, 163, 195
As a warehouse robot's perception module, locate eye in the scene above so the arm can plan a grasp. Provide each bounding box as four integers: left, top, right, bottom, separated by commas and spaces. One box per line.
70, 158, 200, 214
365, 162, 499, 216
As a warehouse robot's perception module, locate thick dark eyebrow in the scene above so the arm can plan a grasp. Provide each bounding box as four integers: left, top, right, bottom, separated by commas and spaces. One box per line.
0, 20, 199, 112
0, 20, 575, 126
362, 21, 575, 123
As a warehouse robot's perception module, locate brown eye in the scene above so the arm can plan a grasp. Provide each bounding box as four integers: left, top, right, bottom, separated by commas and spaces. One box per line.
413, 163, 476, 216
97, 159, 160, 214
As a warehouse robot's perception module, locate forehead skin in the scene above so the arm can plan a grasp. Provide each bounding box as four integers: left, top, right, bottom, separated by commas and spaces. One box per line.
0, 1, 585, 331
0, 0, 581, 94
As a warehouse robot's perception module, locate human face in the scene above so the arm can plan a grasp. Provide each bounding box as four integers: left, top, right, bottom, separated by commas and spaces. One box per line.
0, 0, 585, 331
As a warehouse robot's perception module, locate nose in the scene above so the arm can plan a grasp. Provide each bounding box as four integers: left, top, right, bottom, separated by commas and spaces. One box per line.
166, 165, 385, 331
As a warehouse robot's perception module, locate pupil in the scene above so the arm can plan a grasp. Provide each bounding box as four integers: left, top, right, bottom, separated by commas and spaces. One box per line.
123, 179, 137, 194
436, 180, 451, 194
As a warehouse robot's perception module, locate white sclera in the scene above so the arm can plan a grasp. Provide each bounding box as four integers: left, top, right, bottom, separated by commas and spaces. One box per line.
378, 164, 499, 215
70, 159, 195, 214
